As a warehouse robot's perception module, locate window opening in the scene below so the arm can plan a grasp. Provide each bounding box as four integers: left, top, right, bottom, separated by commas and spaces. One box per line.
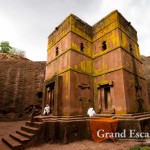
80, 43, 84, 52
102, 41, 107, 50
56, 47, 58, 56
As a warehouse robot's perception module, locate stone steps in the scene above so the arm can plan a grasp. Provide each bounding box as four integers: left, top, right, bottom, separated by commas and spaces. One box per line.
41, 113, 150, 122
9, 133, 30, 144
26, 121, 44, 128
43, 117, 87, 122
134, 114, 150, 119
138, 116, 150, 121
132, 112, 150, 116
111, 112, 150, 120
0, 141, 12, 150
16, 130, 34, 138
2, 136, 23, 150
41, 113, 150, 126
1, 121, 44, 150
117, 115, 150, 120
21, 125, 39, 134
34, 115, 87, 122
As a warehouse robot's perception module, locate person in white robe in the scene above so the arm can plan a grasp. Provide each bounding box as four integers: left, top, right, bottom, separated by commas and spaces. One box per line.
87, 108, 96, 117
43, 104, 50, 115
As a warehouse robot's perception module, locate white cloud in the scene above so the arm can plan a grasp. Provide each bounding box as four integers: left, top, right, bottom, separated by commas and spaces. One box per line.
0, 0, 150, 60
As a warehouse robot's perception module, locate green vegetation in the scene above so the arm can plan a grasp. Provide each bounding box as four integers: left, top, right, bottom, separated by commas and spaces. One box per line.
0, 41, 12, 53
129, 145, 150, 150
0, 41, 25, 57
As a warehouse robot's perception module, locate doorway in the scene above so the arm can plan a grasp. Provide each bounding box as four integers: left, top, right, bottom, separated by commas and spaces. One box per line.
98, 84, 112, 113
104, 86, 111, 109
46, 82, 55, 114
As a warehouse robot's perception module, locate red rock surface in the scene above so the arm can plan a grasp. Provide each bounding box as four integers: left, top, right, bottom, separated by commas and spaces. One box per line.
0, 52, 30, 61
142, 56, 150, 102
0, 53, 46, 121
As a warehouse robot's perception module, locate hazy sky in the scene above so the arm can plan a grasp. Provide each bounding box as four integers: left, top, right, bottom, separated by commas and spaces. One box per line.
0, 0, 150, 61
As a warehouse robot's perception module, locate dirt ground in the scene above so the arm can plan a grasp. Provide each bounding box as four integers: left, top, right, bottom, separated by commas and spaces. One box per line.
27, 140, 145, 150
0, 121, 149, 150
0, 121, 26, 140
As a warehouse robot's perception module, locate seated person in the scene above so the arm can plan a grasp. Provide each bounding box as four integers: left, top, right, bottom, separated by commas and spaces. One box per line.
87, 107, 96, 117
43, 104, 50, 115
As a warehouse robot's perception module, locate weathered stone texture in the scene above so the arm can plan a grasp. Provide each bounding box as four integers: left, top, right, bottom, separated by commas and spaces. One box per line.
0, 60, 46, 120
44, 10, 150, 116
142, 56, 150, 104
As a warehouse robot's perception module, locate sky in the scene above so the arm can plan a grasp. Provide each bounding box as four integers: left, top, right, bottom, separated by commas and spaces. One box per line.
0, 0, 150, 61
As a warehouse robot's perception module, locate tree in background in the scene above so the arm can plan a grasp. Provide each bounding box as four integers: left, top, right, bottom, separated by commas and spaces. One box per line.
0, 41, 26, 57
0, 41, 12, 53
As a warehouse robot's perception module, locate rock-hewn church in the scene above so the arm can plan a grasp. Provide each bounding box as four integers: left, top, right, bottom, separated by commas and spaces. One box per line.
43, 10, 150, 116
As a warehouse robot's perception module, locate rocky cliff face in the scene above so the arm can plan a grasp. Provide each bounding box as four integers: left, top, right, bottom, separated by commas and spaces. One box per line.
142, 56, 150, 102
0, 52, 30, 61
0, 53, 46, 121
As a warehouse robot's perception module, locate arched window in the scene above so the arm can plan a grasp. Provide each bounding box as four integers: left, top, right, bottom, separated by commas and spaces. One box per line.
102, 41, 107, 50
80, 43, 84, 52
129, 44, 133, 54
56, 47, 58, 56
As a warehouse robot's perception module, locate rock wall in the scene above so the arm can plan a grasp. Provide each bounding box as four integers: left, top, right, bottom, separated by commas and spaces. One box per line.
0, 60, 46, 121
142, 56, 150, 104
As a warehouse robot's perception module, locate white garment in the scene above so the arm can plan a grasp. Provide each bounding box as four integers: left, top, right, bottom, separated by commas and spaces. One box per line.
43, 105, 50, 115
87, 108, 96, 117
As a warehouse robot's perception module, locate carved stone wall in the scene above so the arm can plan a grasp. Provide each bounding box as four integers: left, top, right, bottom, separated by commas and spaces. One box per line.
142, 56, 150, 104
0, 60, 46, 121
